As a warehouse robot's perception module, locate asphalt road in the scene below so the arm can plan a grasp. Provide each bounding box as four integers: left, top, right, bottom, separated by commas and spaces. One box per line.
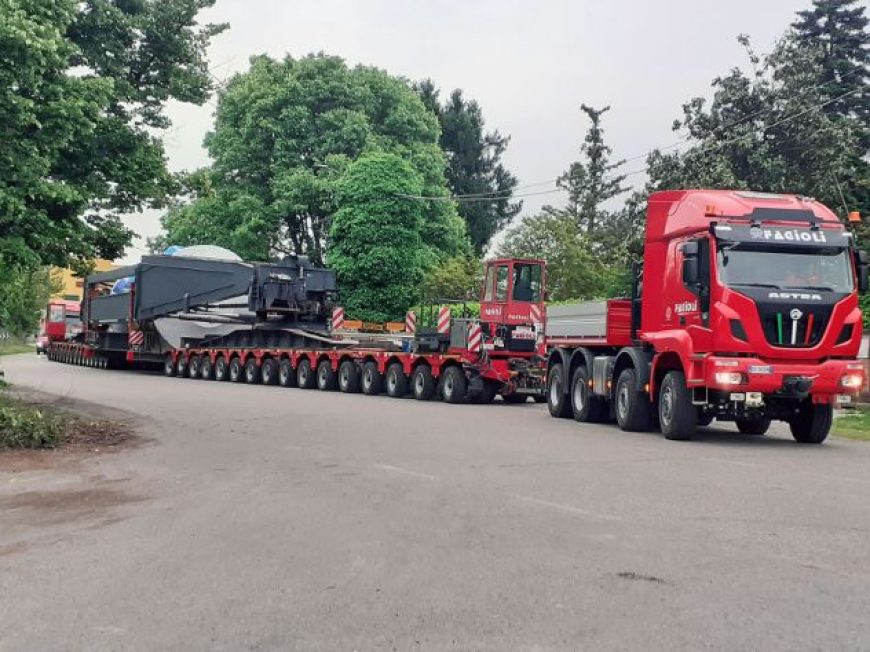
2, 353, 870, 651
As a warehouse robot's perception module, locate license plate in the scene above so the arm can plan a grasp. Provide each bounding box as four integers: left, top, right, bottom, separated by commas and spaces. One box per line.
749, 365, 773, 374
836, 395, 852, 404
512, 327, 536, 340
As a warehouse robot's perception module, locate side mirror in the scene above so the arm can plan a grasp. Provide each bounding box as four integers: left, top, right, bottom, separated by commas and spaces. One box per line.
683, 257, 699, 286
855, 250, 868, 293
543, 290, 550, 302
681, 241, 699, 257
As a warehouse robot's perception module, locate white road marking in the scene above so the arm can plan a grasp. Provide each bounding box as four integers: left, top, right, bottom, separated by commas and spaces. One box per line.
511, 494, 621, 521
373, 464, 438, 481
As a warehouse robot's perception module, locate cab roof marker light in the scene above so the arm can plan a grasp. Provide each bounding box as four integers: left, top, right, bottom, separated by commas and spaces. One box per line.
849, 211, 861, 223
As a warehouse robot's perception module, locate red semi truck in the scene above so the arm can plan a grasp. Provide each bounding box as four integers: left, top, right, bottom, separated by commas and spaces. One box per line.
545, 189, 867, 443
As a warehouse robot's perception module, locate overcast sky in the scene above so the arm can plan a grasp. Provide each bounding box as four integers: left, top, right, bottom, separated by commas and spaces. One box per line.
123, 0, 810, 261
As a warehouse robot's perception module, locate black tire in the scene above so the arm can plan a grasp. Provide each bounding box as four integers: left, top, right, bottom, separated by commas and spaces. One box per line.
244, 358, 260, 384
316, 360, 337, 391
570, 366, 607, 423
215, 356, 229, 381
472, 380, 499, 404
615, 368, 652, 432
188, 355, 201, 379
658, 370, 697, 441
200, 356, 214, 380
789, 402, 832, 444
385, 362, 409, 398
229, 356, 243, 383
278, 359, 296, 387
296, 358, 316, 389
164, 354, 176, 377
547, 363, 572, 418
176, 356, 187, 377
362, 361, 383, 395
338, 360, 361, 393
412, 365, 436, 400
440, 365, 467, 404
261, 357, 278, 385
736, 416, 770, 435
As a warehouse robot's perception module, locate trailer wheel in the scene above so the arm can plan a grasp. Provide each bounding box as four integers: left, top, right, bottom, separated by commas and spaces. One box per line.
215, 356, 229, 381
385, 362, 409, 398
362, 361, 383, 395
261, 358, 278, 385
188, 355, 201, 379
278, 359, 296, 387
244, 358, 261, 384
615, 368, 652, 432
571, 366, 606, 423
176, 355, 187, 377
440, 366, 467, 404
736, 416, 770, 435
296, 359, 316, 389
317, 360, 337, 391
338, 360, 361, 393
658, 370, 696, 440
412, 365, 436, 400
789, 401, 832, 444
229, 356, 243, 383
547, 364, 572, 419
200, 356, 214, 380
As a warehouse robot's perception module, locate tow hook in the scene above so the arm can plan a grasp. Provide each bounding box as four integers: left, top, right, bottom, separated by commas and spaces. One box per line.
781, 376, 813, 398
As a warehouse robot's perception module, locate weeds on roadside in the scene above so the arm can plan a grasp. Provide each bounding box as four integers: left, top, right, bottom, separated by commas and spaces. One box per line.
0, 394, 63, 449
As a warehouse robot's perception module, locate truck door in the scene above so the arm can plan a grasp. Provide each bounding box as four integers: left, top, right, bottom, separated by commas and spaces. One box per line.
675, 237, 711, 328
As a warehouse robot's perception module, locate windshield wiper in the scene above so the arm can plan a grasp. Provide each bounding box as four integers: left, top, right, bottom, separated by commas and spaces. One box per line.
730, 282, 781, 289
781, 284, 836, 292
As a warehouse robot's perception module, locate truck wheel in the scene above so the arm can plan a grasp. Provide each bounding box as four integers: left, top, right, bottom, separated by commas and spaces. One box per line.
317, 360, 337, 391
658, 370, 696, 440
261, 358, 278, 385
338, 360, 361, 393
615, 368, 652, 432
385, 362, 409, 398
412, 365, 436, 400
278, 359, 296, 387
440, 366, 467, 404
547, 364, 572, 418
571, 366, 606, 423
736, 416, 770, 435
164, 354, 176, 377
229, 356, 243, 383
176, 356, 187, 377
215, 356, 229, 381
200, 356, 214, 380
296, 358, 316, 389
244, 358, 260, 384
789, 402, 832, 444
188, 355, 201, 379
362, 361, 383, 395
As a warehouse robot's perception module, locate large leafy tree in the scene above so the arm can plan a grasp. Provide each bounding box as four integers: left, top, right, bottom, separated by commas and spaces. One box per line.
415, 80, 520, 254
0, 0, 226, 272
328, 152, 427, 322
162, 55, 468, 265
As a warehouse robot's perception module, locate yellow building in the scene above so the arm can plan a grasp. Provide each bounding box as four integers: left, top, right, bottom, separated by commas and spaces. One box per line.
52, 260, 116, 301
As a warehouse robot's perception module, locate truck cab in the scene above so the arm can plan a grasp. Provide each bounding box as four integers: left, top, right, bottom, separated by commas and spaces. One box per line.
479, 258, 546, 353
546, 189, 866, 443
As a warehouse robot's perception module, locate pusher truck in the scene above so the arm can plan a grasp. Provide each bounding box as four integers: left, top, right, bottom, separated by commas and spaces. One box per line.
47, 252, 547, 403
545, 189, 867, 443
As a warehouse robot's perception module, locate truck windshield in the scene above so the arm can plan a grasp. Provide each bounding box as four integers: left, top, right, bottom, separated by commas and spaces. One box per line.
717, 247, 854, 292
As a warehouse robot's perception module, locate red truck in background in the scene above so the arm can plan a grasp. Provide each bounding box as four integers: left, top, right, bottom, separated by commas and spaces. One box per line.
545, 189, 867, 444
36, 299, 82, 355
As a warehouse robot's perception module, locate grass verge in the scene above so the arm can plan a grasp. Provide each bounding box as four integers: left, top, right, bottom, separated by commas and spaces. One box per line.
0, 340, 34, 356
0, 394, 63, 448
832, 406, 870, 441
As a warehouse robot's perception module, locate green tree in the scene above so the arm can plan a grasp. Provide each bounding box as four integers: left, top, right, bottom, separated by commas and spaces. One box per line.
415, 80, 520, 254
0, 246, 59, 337
0, 0, 226, 271
328, 153, 427, 322
163, 55, 468, 266
421, 255, 484, 302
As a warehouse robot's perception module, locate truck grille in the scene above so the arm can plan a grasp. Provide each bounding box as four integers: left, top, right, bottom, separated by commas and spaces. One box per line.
759, 307, 830, 347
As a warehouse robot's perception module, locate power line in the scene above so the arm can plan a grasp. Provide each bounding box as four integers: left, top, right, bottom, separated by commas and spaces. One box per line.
398, 187, 564, 203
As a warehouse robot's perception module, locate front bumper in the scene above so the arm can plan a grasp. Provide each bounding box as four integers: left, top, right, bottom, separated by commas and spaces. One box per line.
701, 356, 863, 400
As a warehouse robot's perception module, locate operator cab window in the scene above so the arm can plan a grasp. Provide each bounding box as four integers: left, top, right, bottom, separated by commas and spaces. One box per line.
512, 263, 542, 302
495, 265, 509, 302
483, 266, 496, 301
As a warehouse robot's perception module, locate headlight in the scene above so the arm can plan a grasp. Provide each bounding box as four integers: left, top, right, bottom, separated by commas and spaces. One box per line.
715, 372, 747, 385
840, 374, 863, 388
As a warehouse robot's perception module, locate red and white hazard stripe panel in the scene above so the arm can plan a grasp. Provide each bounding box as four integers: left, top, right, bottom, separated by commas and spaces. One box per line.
128, 330, 145, 346
467, 322, 482, 354
530, 303, 543, 326
405, 310, 417, 335
437, 306, 451, 335
332, 306, 345, 331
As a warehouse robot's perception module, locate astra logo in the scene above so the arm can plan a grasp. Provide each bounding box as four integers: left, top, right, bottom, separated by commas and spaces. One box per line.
768, 291, 823, 301
674, 300, 698, 314
750, 228, 828, 243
